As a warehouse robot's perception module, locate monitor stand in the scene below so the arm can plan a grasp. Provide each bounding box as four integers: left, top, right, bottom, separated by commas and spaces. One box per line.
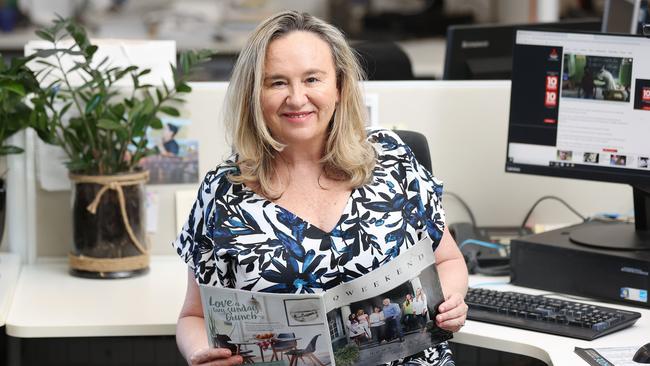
569, 185, 650, 251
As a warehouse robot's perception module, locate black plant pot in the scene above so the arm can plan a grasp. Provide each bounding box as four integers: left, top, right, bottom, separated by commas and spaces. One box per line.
0, 178, 5, 245
68, 171, 150, 279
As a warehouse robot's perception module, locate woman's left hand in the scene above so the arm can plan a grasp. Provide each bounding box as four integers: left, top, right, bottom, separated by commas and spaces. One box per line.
435, 292, 468, 332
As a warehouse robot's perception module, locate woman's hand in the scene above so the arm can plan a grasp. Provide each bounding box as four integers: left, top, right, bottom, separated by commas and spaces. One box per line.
435, 292, 468, 333
188, 347, 243, 366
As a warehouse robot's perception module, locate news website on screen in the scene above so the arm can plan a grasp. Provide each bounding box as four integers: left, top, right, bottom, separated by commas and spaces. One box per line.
507, 30, 650, 173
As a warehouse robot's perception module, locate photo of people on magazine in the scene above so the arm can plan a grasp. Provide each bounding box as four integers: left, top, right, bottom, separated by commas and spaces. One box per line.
328, 263, 450, 366
199, 239, 450, 366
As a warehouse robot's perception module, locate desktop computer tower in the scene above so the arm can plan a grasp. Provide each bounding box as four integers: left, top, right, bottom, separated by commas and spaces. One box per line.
510, 221, 650, 309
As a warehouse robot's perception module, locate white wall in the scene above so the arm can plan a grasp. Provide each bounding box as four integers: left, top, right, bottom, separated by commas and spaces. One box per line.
18, 80, 632, 259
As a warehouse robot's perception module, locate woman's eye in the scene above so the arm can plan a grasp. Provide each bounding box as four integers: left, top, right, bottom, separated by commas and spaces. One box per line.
306, 77, 319, 83
271, 80, 286, 87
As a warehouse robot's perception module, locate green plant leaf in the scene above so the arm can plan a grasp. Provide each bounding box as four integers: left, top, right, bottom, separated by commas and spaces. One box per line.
85, 94, 103, 114
0, 145, 25, 156
176, 83, 192, 93
109, 104, 125, 119
32, 48, 84, 58
115, 65, 138, 81
35, 29, 55, 42
159, 106, 180, 117
115, 127, 128, 140
35, 59, 57, 68
1, 81, 26, 96
59, 102, 73, 117
85, 45, 98, 59
97, 118, 121, 130
150, 117, 163, 129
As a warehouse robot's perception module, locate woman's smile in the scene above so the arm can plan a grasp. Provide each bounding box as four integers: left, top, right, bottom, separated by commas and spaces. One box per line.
281, 111, 315, 123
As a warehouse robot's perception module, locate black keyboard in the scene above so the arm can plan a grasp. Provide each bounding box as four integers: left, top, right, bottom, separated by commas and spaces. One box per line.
465, 288, 642, 340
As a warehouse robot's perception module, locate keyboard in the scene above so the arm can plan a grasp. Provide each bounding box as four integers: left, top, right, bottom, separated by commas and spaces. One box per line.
465, 288, 642, 340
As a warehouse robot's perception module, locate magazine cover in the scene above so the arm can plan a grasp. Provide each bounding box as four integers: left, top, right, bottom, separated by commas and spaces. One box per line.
199, 238, 451, 366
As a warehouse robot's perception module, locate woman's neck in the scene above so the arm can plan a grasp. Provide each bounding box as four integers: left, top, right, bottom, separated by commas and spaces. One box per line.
276, 140, 325, 166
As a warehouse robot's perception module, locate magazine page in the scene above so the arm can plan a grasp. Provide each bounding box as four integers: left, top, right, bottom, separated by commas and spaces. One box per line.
323, 238, 452, 366
199, 284, 334, 366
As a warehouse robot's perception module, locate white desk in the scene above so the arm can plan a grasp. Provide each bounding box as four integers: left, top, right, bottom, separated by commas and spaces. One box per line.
456, 276, 649, 365
6, 256, 187, 338
5, 257, 649, 365
0, 253, 21, 329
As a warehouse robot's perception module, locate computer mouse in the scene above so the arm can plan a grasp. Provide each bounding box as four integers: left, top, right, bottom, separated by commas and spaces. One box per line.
634, 343, 650, 364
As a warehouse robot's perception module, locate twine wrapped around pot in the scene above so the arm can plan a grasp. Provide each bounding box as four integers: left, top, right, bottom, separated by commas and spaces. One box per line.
68, 171, 149, 273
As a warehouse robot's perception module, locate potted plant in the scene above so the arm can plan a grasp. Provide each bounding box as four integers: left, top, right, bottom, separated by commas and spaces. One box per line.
333, 344, 360, 366
26, 17, 210, 278
0, 52, 40, 244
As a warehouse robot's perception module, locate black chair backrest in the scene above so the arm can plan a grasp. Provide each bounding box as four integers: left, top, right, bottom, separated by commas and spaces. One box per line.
304, 334, 321, 353
353, 41, 414, 80
393, 129, 432, 172
275, 332, 297, 347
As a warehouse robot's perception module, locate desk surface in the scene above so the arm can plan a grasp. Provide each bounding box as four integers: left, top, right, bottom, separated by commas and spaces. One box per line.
6, 256, 187, 338
457, 276, 649, 366
5, 257, 649, 365
0, 253, 21, 328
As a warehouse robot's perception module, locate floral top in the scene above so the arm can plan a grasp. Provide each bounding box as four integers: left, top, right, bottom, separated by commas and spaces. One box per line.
174, 128, 454, 366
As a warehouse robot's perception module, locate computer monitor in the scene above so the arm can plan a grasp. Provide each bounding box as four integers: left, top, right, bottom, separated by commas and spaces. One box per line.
602, 0, 641, 34
506, 29, 650, 251
443, 19, 601, 80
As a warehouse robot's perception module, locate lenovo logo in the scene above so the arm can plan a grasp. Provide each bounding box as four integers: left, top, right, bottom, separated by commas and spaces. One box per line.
461, 40, 489, 49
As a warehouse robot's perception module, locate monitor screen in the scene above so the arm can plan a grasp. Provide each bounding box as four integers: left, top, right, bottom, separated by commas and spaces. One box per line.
602, 0, 641, 34
443, 19, 601, 80
506, 29, 650, 250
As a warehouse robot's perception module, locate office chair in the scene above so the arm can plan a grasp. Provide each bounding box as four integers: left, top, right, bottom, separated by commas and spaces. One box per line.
352, 41, 414, 80
393, 129, 432, 172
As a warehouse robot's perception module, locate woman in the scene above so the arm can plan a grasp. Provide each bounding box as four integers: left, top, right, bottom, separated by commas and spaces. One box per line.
413, 287, 429, 331
174, 10, 468, 366
369, 305, 388, 344
402, 293, 416, 332
346, 314, 367, 346
356, 308, 372, 339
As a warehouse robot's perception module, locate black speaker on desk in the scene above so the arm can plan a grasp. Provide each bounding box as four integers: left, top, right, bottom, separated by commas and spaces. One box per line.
510, 221, 650, 309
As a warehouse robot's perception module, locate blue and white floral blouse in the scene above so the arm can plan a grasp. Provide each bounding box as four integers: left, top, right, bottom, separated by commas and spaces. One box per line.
174, 128, 454, 366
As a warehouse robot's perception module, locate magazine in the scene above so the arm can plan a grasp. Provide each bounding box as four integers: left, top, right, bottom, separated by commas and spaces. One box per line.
199, 238, 452, 366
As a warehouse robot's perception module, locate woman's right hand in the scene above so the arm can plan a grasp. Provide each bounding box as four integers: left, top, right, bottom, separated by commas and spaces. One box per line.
188, 348, 243, 366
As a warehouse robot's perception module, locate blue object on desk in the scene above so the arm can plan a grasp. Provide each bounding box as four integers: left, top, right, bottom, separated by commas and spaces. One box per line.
0, 6, 17, 32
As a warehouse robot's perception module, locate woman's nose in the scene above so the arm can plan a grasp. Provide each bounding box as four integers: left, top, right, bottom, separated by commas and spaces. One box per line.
285, 84, 308, 107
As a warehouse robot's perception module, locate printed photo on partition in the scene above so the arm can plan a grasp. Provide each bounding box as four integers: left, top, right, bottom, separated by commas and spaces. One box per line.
328, 264, 450, 366
561, 54, 632, 102
639, 157, 649, 169
138, 118, 199, 184
203, 290, 331, 366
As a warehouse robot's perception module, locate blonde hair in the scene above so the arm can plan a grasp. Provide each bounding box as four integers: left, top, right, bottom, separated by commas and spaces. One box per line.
224, 10, 376, 199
